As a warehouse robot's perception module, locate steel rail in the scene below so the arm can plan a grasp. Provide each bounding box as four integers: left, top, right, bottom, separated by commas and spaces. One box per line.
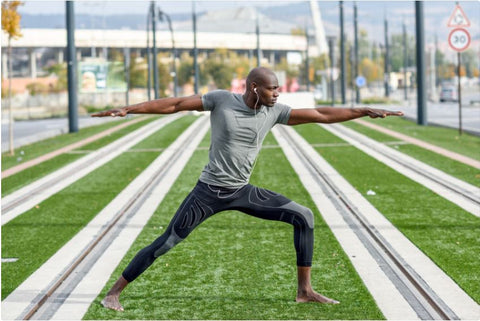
327, 123, 479, 208
1, 115, 181, 221
21, 117, 208, 320
277, 125, 458, 320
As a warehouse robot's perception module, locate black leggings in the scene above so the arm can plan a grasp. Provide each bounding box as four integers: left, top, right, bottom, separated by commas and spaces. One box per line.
122, 180, 314, 282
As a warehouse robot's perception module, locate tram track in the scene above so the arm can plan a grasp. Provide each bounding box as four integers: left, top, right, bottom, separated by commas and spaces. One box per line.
321, 123, 480, 217
2, 115, 210, 320
1, 113, 184, 226
273, 125, 479, 320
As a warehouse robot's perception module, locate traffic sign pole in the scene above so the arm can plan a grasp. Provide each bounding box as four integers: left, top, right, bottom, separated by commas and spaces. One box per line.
447, 4, 470, 135
457, 52, 462, 135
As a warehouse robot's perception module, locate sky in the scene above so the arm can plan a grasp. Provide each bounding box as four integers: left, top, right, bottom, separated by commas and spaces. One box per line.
18, 0, 298, 15
15, 0, 480, 48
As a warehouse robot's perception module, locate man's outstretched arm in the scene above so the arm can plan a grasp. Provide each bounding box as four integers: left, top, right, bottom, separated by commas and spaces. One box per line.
91, 94, 204, 117
287, 107, 403, 125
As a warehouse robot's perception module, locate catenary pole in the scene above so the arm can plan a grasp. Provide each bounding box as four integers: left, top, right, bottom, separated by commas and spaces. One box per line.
339, 1, 346, 104
66, 1, 78, 133
354, 2, 360, 103
415, 1, 427, 125
151, 1, 159, 99
193, 1, 199, 94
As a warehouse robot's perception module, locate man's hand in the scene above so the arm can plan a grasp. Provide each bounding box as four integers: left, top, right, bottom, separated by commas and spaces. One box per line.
365, 108, 404, 118
91, 108, 128, 118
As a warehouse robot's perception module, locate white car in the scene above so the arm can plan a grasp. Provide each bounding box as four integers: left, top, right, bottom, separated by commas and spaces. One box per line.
439, 86, 458, 102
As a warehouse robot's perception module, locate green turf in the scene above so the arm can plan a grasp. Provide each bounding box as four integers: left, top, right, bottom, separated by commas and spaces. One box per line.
295, 124, 480, 303
342, 121, 480, 187
1, 116, 198, 299
1, 117, 148, 171
357, 117, 480, 160
84, 133, 384, 320
1, 117, 159, 197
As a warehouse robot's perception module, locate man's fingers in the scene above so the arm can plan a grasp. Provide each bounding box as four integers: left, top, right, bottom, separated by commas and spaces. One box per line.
91, 109, 125, 117
385, 110, 404, 117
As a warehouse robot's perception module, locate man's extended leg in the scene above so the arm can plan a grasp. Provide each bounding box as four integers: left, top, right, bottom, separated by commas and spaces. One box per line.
101, 276, 129, 311
296, 266, 340, 304
100, 181, 222, 311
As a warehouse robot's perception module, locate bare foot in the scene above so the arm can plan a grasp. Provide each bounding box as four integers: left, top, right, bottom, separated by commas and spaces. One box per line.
101, 295, 124, 311
296, 290, 340, 304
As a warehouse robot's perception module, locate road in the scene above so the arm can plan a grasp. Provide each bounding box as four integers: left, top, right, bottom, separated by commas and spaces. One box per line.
1, 116, 124, 153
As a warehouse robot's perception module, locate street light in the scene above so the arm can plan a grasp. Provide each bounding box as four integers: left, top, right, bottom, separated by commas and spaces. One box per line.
158, 9, 178, 97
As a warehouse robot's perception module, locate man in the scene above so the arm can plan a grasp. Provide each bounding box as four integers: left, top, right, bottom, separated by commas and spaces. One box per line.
93, 67, 403, 311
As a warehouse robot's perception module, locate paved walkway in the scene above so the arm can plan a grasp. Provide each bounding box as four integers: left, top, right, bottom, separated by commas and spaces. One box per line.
1, 116, 123, 152
354, 119, 480, 169
1, 117, 146, 178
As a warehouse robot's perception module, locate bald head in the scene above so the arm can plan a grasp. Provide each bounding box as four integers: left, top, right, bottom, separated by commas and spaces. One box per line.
243, 67, 280, 108
246, 67, 277, 90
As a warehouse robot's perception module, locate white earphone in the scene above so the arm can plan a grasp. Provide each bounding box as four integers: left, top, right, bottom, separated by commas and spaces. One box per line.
254, 88, 258, 94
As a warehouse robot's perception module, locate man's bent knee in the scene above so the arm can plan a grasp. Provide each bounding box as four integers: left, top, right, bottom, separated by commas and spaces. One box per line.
280, 202, 314, 229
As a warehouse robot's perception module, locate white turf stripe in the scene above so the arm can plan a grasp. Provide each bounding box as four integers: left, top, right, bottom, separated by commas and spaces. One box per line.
272, 126, 418, 320
1, 116, 209, 321
273, 125, 480, 320
1, 114, 182, 226
322, 123, 480, 217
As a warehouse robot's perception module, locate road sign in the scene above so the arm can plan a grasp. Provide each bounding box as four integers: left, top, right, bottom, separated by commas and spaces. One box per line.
447, 4, 470, 28
448, 28, 471, 52
355, 76, 366, 88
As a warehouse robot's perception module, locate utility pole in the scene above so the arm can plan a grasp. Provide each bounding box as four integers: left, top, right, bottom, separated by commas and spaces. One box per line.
339, 1, 346, 104
146, 7, 151, 101
66, 1, 78, 133
305, 26, 310, 91
159, 10, 178, 97
328, 36, 336, 106
403, 19, 408, 101
193, 1, 199, 94
354, 2, 360, 104
256, 10, 261, 67
384, 17, 390, 97
124, 47, 130, 106
415, 1, 427, 125
151, 1, 159, 99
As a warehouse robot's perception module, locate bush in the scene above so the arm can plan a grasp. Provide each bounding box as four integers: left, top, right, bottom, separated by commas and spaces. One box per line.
315, 99, 342, 105
361, 97, 400, 105
26, 82, 49, 96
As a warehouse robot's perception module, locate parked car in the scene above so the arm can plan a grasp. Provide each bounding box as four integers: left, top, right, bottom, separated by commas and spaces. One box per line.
439, 85, 458, 102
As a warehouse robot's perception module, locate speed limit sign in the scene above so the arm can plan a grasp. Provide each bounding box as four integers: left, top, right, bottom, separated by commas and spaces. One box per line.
448, 28, 471, 52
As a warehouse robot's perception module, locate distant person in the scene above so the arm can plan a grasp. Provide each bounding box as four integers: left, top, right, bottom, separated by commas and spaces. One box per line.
92, 66, 403, 311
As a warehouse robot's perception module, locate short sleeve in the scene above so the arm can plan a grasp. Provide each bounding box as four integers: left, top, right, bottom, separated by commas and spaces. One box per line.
201, 90, 231, 111
275, 103, 292, 125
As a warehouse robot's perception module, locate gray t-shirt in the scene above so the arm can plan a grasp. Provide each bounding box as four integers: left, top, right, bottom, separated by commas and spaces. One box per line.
200, 90, 291, 188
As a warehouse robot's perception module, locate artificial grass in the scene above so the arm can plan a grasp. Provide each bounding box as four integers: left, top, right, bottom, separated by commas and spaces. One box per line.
1, 116, 198, 299
342, 121, 480, 187
357, 117, 480, 160
2, 116, 143, 170
1, 117, 159, 197
84, 132, 384, 320
295, 123, 480, 303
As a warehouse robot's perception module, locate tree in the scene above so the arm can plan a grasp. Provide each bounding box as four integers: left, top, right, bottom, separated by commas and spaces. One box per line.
389, 33, 415, 72
44, 63, 68, 92
203, 48, 234, 89
2, 1, 23, 155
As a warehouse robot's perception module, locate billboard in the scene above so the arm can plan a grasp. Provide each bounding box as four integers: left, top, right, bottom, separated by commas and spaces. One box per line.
79, 61, 127, 93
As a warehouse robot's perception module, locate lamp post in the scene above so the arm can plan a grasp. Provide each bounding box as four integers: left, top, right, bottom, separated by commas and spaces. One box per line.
327, 36, 336, 106
159, 10, 178, 97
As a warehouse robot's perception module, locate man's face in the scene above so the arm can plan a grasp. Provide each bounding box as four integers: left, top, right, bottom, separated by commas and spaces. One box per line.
257, 73, 280, 107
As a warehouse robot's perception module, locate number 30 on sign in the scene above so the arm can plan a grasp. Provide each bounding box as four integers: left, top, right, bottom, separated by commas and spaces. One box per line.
448, 28, 471, 52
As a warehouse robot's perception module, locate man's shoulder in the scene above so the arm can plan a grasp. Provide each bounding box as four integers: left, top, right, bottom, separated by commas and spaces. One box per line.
205, 89, 235, 98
